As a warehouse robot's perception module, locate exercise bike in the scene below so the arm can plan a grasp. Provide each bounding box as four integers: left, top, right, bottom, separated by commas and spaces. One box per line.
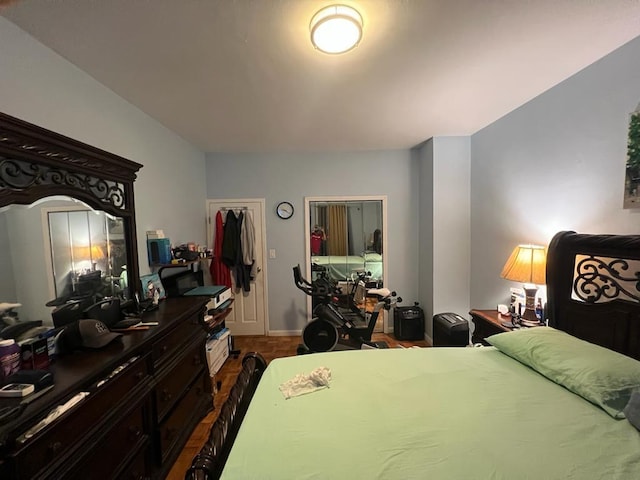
293, 265, 401, 354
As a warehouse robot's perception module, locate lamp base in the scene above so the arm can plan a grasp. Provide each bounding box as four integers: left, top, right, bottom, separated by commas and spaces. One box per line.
521, 286, 540, 322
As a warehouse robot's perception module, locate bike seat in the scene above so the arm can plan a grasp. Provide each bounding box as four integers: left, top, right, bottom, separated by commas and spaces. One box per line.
368, 287, 391, 298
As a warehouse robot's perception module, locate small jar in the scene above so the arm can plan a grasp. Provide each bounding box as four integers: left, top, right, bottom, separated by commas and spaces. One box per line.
0, 339, 21, 384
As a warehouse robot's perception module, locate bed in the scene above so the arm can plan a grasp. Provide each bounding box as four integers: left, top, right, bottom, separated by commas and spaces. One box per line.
312, 252, 383, 281
187, 231, 640, 479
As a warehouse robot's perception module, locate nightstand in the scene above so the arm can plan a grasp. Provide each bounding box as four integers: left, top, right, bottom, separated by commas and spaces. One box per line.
469, 309, 513, 345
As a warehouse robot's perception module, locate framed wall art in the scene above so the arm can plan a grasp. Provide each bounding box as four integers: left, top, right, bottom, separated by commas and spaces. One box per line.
624, 104, 640, 208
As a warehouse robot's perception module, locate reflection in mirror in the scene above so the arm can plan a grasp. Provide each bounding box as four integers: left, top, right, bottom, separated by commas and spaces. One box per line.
309, 200, 383, 283
0, 197, 129, 324
305, 196, 387, 332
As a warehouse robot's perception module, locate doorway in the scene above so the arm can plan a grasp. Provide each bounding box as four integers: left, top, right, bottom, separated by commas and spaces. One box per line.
207, 199, 269, 335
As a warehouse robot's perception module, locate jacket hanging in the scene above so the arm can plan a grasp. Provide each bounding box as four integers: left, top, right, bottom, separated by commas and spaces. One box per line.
210, 210, 231, 288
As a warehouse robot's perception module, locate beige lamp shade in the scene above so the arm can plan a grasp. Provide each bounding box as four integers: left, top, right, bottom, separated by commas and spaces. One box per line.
500, 244, 547, 285
74, 244, 106, 260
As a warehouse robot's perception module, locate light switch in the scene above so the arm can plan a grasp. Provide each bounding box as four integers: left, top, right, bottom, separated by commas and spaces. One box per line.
269, 249, 276, 259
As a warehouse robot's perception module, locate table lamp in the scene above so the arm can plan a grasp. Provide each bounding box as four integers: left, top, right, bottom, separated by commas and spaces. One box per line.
500, 244, 546, 322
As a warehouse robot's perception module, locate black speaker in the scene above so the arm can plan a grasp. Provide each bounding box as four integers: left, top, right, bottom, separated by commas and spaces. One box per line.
393, 304, 425, 341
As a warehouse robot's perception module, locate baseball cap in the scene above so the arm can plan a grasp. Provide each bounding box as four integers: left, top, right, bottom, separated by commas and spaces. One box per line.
57, 319, 122, 354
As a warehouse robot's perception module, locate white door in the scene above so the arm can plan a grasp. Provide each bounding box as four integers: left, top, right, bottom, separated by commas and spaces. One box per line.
206, 199, 268, 335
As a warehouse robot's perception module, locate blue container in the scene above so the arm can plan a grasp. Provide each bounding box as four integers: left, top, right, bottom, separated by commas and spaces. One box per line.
147, 238, 172, 265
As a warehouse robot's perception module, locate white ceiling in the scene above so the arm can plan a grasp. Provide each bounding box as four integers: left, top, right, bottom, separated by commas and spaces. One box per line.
2, 0, 640, 153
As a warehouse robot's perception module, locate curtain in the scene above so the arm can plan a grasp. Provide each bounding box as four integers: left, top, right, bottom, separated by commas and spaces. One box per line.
327, 204, 347, 255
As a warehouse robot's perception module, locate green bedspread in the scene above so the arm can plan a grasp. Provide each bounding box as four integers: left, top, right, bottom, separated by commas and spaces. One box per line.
221, 347, 640, 479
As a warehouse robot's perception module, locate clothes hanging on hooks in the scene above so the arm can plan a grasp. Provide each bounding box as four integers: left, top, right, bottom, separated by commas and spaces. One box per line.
219, 209, 255, 292
221, 210, 239, 269
235, 211, 252, 292
210, 210, 231, 288
241, 210, 256, 281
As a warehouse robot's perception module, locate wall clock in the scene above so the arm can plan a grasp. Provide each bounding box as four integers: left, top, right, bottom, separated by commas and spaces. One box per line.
276, 201, 294, 219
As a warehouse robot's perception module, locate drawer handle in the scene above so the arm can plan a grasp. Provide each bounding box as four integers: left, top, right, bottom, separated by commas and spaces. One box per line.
134, 371, 145, 380
161, 389, 173, 402
161, 345, 168, 353
48, 441, 62, 454
193, 354, 201, 366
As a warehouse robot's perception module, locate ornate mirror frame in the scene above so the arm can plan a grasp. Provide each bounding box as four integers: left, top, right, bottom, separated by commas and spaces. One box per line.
0, 111, 143, 300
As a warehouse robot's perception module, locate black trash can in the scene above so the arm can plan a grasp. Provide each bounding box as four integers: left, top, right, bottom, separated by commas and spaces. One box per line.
394, 303, 425, 341
433, 312, 469, 347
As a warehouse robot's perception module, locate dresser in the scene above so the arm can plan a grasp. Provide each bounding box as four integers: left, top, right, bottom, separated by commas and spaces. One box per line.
0, 296, 212, 480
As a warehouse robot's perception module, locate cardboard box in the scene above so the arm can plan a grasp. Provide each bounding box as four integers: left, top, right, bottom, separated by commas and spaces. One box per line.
20, 337, 49, 370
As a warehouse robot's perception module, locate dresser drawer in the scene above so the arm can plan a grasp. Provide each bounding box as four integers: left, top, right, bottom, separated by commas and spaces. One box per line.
152, 319, 202, 369
63, 400, 150, 480
13, 355, 149, 479
158, 371, 208, 463
155, 341, 205, 421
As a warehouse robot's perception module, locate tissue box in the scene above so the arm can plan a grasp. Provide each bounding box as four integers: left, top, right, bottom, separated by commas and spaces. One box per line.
20, 337, 49, 370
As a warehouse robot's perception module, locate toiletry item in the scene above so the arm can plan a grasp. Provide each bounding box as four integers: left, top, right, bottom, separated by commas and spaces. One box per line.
0, 339, 21, 383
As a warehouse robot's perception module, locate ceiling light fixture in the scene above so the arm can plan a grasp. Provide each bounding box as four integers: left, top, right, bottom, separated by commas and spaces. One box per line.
310, 4, 363, 55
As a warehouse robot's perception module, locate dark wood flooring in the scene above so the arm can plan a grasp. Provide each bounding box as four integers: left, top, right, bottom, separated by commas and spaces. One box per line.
166, 333, 429, 479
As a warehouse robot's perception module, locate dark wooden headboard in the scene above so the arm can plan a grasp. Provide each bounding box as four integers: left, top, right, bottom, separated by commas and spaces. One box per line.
546, 231, 640, 360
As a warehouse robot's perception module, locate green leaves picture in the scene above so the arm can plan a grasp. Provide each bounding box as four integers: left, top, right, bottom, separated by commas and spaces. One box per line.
624, 106, 640, 208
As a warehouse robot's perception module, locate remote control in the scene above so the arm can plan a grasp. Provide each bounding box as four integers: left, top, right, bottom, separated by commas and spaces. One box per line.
0, 383, 35, 398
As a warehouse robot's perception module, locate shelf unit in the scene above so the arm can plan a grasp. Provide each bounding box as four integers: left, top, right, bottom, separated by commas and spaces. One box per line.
151, 257, 212, 278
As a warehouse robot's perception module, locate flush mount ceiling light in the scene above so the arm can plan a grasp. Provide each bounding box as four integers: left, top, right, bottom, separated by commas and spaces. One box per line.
310, 4, 363, 54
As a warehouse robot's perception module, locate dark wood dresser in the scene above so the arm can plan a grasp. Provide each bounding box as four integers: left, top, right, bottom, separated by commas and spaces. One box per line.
0, 296, 212, 480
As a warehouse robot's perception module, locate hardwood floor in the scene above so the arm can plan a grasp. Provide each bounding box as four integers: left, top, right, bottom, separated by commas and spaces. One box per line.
166, 333, 429, 479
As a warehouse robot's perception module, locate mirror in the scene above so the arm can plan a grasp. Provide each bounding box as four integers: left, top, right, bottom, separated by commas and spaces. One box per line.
0, 197, 130, 322
304, 196, 387, 329
0, 112, 142, 325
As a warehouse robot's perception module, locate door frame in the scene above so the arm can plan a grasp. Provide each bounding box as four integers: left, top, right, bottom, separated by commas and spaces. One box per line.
206, 198, 270, 335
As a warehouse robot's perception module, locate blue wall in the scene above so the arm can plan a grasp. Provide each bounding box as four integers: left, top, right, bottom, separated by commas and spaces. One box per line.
205, 151, 418, 332
470, 35, 640, 309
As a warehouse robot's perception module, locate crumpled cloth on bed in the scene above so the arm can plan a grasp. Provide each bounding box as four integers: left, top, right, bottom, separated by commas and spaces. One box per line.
279, 367, 331, 399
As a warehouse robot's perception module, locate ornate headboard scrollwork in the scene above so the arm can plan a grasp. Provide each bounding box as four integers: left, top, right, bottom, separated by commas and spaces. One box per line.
573, 254, 640, 303
0, 111, 143, 299
546, 231, 640, 360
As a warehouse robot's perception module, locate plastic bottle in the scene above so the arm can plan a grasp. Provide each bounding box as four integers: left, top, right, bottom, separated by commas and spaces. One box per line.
0, 339, 21, 384
535, 299, 543, 321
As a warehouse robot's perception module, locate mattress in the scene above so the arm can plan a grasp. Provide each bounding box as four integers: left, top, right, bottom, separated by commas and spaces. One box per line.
221, 347, 640, 479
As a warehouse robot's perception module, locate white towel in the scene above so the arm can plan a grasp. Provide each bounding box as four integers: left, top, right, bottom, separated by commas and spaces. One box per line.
279, 367, 331, 399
